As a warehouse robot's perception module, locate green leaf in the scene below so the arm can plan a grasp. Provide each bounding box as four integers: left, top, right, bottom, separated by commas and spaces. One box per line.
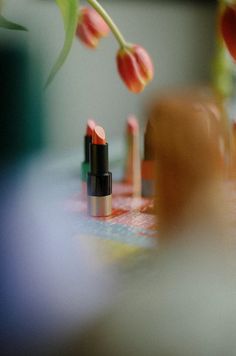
0, 14, 27, 31
45, 0, 78, 88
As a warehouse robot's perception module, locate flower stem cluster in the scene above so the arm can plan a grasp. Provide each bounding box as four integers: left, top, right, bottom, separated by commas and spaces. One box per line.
76, 0, 154, 93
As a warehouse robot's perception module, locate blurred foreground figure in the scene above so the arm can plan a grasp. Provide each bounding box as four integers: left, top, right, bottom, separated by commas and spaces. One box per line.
0, 44, 113, 355
78, 88, 236, 356
150, 87, 231, 237
1, 164, 113, 356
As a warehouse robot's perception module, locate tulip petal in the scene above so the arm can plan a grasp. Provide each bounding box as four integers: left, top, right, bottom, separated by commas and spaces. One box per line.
83, 8, 110, 38
117, 45, 154, 94
117, 49, 146, 93
76, 7, 109, 49
76, 22, 98, 48
132, 45, 154, 82
221, 5, 236, 61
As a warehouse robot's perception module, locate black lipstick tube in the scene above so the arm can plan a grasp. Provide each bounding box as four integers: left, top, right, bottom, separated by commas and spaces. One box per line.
81, 135, 92, 182
84, 135, 91, 163
87, 143, 112, 216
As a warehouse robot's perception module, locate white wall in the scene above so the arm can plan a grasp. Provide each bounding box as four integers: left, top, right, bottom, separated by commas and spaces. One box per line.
2, 0, 216, 152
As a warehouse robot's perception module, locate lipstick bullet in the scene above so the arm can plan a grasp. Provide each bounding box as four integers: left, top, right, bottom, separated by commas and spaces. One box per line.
124, 115, 141, 195
87, 126, 112, 217
81, 119, 96, 182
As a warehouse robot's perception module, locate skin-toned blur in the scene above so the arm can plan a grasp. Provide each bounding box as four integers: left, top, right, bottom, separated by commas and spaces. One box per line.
75, 88, 236, 356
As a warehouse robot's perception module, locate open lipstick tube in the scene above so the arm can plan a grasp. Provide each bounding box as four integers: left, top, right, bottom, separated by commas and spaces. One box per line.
87, 126, 112, 217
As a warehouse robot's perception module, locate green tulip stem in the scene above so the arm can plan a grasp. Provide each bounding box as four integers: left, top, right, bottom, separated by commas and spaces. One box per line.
87, 0, 127, 48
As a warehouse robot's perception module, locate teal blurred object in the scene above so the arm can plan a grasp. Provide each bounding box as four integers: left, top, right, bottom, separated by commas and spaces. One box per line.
0, 44, 44, 162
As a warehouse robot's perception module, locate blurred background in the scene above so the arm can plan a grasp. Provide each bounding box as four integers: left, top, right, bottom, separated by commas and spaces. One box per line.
1, 0, 217, 154
3, 3, 236, 354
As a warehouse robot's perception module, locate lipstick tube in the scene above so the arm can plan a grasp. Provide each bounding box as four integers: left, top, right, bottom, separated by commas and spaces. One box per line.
142, 120, 156, 197
124, 115, 141, 196
81, 119, 96, 182
87, 126, 112, 217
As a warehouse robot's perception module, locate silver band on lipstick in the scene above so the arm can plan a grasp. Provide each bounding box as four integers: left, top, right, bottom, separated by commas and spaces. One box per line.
88, 195, 112, 217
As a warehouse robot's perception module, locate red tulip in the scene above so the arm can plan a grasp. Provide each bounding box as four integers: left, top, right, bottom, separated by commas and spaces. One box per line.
76, 7, 110, 49
221, 4, 236, 61
116, 45, 154, 93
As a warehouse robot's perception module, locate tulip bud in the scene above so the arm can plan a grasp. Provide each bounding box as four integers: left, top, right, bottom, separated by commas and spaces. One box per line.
76, 7, 110, 49
220, 4, 236, 61
116, 45, 154, 93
